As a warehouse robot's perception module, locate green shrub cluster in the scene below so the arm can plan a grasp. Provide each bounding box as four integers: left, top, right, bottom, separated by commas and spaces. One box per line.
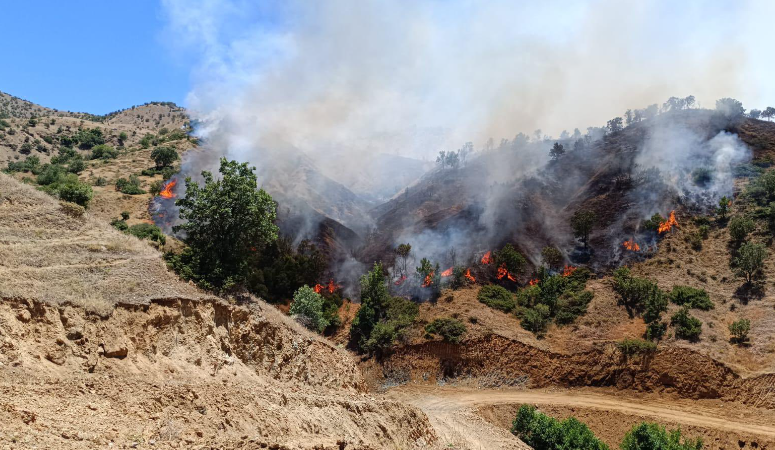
290, 285, 329, 333
612, 267, 667, 340
671, 307, 702, 341
115, 175, 146, 195
511, 405, 609, 450
616, 338, 657, 356
74, 127, 105, 149
642, 213, 665, 232
425, 317, 466, 343
477, 284, 516, 312
668, 286, 713, 310
90, 144, 118, 160
621, 422, 702, 450
729, 318, 751, 344
515, 267, 594, 335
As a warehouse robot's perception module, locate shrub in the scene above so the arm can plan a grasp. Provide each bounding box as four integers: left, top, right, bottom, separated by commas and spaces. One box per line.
58, 180, 93, 207
75, 127, 105, 149
67, 156, 86, 174
518, 304, 551, 334
115, 175, 146, 195
621, 422, 702, 450
478, 284, 515, 312
59, 201, 85, 218
289, 285, 328, 333
669, 286, 713, 310
612, 267, 664, 316
36, 164, 66, 185
94, 176, 107, 186
121, 211, 130, 220
728, 216, 755, 242
734, 241, 767, 283
425, 317, 467, 343
571, 209, 596, 248
5, 155, 40, 173
671, 307, 702, 341
127, 223, 166, 245
617, 338, 657, 356
541, 246, 563, 270
149, 179, 164, 196
90, 144, 118, 160
111, 218, 129, 231
511, 405, 609, 450
717, 196, 730, 220
729, 318, 750, 344
495, 243, 527, 276
151, 146, 179, 168
642, 213, 666, 232
646, 322, 667, 341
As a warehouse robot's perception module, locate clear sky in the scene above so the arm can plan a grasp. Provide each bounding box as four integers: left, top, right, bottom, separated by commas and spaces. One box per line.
0, 1, 190, 114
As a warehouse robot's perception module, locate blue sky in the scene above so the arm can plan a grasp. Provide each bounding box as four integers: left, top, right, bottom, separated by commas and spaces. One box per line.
0, 1, 191, 114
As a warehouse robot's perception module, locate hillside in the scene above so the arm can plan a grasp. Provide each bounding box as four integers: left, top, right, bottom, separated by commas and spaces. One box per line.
0, 172, 440, 449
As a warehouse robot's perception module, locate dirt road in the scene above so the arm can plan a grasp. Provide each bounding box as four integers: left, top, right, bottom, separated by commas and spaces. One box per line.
389, 385, 775, 449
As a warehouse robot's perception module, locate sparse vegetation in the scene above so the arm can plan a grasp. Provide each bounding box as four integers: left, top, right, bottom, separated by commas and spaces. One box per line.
115, 175, 146, 195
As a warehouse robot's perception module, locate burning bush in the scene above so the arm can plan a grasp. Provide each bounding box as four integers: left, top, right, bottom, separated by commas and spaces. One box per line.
642, 213, 666, 232
477, 285, 516, 312
416, 257, 441, 297
424, 317, 466, 343
494, 244, 526, 280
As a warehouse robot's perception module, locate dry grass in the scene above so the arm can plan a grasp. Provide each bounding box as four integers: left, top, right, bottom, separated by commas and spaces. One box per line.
0, 172, 203, 313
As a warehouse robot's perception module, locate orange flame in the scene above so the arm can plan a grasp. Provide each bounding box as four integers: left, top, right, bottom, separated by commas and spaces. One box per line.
529, 278, 539, 286
327, 279, 339, 294
422, 271, 435, 288
481, 251, 492, 265
562, 265, 577, 277
464, 268, 475, 283
394, 275, 407, 286
313, 284, 324, 294
658, 210, 678, 234
441, 267, 454, 277
622, 238, 640, 252
497, 264, 517, 282
159, 178, 177, 199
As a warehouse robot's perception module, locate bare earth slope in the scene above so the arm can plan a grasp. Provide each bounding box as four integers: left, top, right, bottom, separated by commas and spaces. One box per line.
0, 173, 437, 449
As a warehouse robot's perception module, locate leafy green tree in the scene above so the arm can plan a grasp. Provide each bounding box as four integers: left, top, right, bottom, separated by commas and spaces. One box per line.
571, 209, 596, 248
290, 285, 329, 333
621, 422, 702, 450
606, 117, 623, 133
729, 318, 751, 345
728, 216, 754, 242
91, 144, 118, 160
58, 180, 93, 207
425, 317, 467, 343
511, 405, 609, 450
716, 196, 730, 221
541, 246, 563, 271
671, 307, 702, 341
761, 106, 775, 121
495, 243, 527, 275
173, 158, 279, 291
151, 146, 179, 169
115, 175, 145, 195
395, 243, 412, 277
715, 98, 745, 119
749, 109, 762, 120
549, 142, 565, 160
669, 286, 713, 310
734, 241, 767, 284
118, 131, 128, 144
75, 128, 105, 149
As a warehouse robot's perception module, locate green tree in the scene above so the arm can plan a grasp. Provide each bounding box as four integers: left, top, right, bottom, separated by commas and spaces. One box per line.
425, 317, 467, 343
290, 285, 329, 333
621, 422, 702, 450
671, 307, 702, 341
511, 404, 609, 450
729, 318, 751, 345
716, 196, 730, 221
761, 106, 775, 121
728, 216, 754, 242
173, 158, 279, 291
571, 209, 596, 248
118, 131, 128, 144
151, 146, 179, 169
395, 243, 412, 277
495, 243, 527, 275
607, 117, 623, 133
58, 180, 93, 207
549, 142, 565, 160
541, 246, 563, 271
91, 144, 118, 160
734, 241, 767, 284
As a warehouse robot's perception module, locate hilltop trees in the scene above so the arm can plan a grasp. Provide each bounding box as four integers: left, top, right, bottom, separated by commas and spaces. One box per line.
749, 109, 762, 120
762, 107, 775, 121
606, 117, 623, 133
715, 98, 745, 119
170, 158, 279, 291
549, 142, 565, 160
571, 209, 596, 248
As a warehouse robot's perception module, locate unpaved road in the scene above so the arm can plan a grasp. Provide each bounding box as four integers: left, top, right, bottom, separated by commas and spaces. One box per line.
388, 385, 775, 449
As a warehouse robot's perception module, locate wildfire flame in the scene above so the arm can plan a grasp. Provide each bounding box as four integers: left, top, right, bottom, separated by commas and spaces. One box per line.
441, 267, 454, 277
394, 275, 407, 286
315, 279, 339, 294
313, 284, 324, 294
481, 251, 492, 265
658, 210, 679, 234
562, 265, 577, 277
496, 264, 517, 282
464, 268, 475, 283
159, 178, 177, 199
529, 278, 539, 286
622, 238, 640, 252
422, 271, 435, 288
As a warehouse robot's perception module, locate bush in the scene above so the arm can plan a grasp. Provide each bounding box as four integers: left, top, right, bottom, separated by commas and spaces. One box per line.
511, 404, 609, 450
671, 307, 702, 341
612, 267, 664, 315
518, 304, 551, 334
541, 246, 563, 270
151, 146, 179, 168
120, 211, 130, 220
115, 175, 146, 195
729, 318, 750, 344
75, 128, 105, 149
5, 155, 40, 173
617, 338, 657, 356
127, 223, 166, 245
669, 286, 713, 310
642, 213, 666, 232
36, 164, 66, 186
495, 243, 527, 276
728, 216, 755, 242
478, 284, 516, 312
646, 321, 667, 341
289, 285, 328, 333
111, 218, 129, 231
425, 318, 467, 343
67, 156, 86, 174
90, 144, 118, 160
94, 176, 107, 186
621, 422, 702, 450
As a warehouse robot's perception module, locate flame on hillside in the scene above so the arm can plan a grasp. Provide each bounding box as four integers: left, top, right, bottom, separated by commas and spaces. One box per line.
658, 210, 678, 234
159, 178, 177, 199
622, 238, 640, 252
529, 278, 539, 286
394, 275, 407, 286
422, 271, 435, 288
441, 267, 453, 277
481, 251, 492, 265
314, 279, 340, 294
496, 264, 517, 282
562, 265, 577, 277
465, 269, 475, 283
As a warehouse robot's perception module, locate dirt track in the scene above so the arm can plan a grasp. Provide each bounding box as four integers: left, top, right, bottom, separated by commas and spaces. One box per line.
389, 385, 775, 449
